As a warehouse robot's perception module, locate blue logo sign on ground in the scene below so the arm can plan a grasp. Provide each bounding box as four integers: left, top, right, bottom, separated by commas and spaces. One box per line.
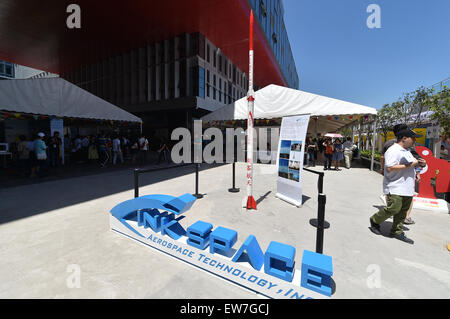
110, 193, 333, 298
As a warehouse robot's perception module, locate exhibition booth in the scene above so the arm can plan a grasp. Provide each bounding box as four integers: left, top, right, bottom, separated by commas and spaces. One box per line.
0, 78, 142, 165
201, 84, 377, 132
201, 84, 378, 166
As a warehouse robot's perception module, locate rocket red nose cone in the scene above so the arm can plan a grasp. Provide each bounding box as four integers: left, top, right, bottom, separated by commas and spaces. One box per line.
250, 10, 254, 51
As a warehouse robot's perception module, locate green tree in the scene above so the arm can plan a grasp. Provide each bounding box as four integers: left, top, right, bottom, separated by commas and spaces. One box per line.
410, 86, 434, 128
393, 86, 434, 128
376, 103, 397, 142
341, 127, 352, 139
426, 86, 450, 137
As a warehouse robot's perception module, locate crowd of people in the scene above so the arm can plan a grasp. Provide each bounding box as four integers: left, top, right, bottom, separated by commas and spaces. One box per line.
304, 136, 358, 170
10, 131, 174, 178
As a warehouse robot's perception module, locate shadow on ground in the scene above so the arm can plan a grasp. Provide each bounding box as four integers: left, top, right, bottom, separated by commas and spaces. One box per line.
0, 161, 226, 225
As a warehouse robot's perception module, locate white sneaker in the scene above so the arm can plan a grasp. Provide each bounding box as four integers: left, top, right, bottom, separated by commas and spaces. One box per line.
379, 194, 387, 206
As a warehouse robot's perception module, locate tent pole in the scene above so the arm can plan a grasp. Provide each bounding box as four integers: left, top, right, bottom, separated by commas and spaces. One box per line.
315, 117, 318, 138
370, 116, 377, 171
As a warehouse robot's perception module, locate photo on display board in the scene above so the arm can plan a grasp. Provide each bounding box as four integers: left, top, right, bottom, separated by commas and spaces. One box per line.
278, 158, 289, 179
289, 140, 303, 162
288, 168, 300, 182
290, 141, 302, 152
289, 160, 300, 170
280, 140, 291, 159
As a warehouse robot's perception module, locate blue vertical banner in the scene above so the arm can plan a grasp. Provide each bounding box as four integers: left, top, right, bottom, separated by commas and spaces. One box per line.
276, 115, 310, 207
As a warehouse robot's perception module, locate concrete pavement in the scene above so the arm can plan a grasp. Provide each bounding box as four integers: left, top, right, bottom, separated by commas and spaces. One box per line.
0, 163, 449, 298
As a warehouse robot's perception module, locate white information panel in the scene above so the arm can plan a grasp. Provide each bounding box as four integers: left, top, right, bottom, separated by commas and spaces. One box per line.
276, 115, 310, 207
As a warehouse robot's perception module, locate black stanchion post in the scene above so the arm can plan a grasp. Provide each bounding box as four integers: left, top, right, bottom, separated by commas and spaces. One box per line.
318, 172, 324, 194
309, 171, 330, 230
134, 169, 139, 198
228, 162, 240, 193
193, 163, 203, 199
315, 193, 326, 254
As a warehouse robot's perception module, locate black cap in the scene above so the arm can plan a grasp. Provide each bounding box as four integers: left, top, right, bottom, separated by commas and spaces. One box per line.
397, 129, 422, 138
393, 124, 408, 136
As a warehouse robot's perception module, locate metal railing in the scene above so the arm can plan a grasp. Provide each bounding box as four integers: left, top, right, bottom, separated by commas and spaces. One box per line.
133, 162, 329, 254
430, 77, 449, 93
133, 163, 193, 198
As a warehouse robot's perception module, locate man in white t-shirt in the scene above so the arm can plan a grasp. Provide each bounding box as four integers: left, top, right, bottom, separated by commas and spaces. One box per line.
369, 129, 426, 244
138, 135, 149, 164
112, 136, 124, 165
342, 137, 356, 169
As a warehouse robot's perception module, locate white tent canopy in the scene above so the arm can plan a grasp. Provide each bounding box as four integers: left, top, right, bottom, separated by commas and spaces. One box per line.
201, 84, 377, 133
0, 78, 142, 122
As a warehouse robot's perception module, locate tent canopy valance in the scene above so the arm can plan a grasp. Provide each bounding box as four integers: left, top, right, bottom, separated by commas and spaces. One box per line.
0, 78, 142, 123
201, 84, 377, 133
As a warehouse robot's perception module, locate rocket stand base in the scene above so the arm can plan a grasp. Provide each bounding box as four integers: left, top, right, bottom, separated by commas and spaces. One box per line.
246, 196, 257, 210
228, 188, 240, 193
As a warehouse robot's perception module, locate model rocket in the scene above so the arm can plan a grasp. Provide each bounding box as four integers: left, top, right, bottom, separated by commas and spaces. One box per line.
246, 10, 257, 210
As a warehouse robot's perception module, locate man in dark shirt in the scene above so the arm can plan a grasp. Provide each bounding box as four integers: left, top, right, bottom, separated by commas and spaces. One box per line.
49, 132, 62, 167
97, 133, 108, 167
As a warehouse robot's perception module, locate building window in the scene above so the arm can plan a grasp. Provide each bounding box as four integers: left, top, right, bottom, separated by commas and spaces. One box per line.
0, 61, 14, 78
260, 0, 267, 17
272, 32, 278, 44
169, 62, 175, 98
213, 50, 216, 68
219, 78, 222, 102
213, 75, 217, 100
206, 44, 210, 63
198, 67, 205, 98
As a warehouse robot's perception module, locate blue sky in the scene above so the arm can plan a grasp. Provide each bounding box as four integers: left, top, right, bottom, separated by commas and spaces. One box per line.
283, 0, 450, 109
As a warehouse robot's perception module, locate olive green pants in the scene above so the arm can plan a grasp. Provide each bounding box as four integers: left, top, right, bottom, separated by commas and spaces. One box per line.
371, 194, 413, 235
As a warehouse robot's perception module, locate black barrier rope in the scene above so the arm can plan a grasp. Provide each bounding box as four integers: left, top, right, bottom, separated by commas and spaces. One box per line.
134, 163, 327, 253
133, 164, 192, 199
